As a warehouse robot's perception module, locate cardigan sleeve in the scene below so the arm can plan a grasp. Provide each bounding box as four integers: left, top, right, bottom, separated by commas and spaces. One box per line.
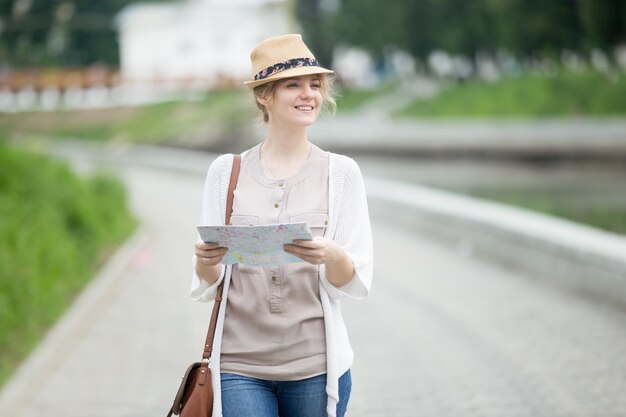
320, 156, 373, 300
190, 154, 233, 302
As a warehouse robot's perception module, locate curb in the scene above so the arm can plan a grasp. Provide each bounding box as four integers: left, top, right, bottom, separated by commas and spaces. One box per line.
365, 177, 626, 307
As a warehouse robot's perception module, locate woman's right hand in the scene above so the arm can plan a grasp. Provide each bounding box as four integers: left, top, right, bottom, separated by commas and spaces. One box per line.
195, 240, 229, 267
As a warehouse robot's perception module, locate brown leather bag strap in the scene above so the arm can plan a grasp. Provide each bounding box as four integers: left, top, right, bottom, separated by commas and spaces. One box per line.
225, 155, 241, 226
202, 154, 241, 361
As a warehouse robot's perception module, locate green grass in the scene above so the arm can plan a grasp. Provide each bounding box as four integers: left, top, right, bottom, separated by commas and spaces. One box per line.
0, 89, 251, 144
336, 88, 384, 112
335, 81, 398, 113
396, 69, 626, 118
455, 186, 626, 234
0, 141, 137, 388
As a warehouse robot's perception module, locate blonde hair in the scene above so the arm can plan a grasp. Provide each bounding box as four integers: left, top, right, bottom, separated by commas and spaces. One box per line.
253, 74, 337, 123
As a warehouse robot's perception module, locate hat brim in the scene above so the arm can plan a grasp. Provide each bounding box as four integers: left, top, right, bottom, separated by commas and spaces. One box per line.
243, 66, 334, 89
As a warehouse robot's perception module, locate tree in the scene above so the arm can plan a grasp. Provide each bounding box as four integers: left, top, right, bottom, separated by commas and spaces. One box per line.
422, 0, 495, 57
326, 0, 413, 61
0, 0, 169, 67
294, 0, 626, 70
294, 0, 336, 67
578, 0, 626, 53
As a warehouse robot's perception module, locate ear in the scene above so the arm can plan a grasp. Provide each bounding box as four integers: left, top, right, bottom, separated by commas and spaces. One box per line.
256, 95, 269, 106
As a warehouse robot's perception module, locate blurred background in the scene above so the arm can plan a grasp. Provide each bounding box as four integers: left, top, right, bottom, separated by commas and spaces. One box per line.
1, 0, 626, 416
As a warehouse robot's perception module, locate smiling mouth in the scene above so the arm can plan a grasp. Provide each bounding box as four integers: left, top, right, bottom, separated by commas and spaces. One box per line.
295, 105, 314, 111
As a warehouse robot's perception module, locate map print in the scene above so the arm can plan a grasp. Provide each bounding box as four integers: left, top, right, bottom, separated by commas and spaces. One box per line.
196, 222, 313, 266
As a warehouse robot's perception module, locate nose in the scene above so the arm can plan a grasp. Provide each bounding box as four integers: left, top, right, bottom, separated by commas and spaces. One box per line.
300, 84, 314, 99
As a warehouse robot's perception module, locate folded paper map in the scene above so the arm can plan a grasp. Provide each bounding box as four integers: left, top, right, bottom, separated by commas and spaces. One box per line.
196, 222, 313, 266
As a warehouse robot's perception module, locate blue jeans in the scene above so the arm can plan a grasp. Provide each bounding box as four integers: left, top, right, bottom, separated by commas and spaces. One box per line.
221, 370, 352, 417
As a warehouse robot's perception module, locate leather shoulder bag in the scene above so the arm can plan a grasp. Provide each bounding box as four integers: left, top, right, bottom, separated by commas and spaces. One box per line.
167, 154, 241, 417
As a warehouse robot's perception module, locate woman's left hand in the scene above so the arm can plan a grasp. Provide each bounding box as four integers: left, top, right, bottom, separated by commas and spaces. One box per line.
284, 237, 343, 266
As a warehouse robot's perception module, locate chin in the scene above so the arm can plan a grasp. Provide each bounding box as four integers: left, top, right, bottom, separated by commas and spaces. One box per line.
290, 115, 318, 127
302, 112, 321, 125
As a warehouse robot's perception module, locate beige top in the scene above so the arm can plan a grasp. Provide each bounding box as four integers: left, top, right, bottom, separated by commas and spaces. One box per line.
220, 142, 329, 380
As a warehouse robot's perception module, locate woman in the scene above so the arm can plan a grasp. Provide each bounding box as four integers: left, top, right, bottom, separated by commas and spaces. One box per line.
191, 34, 373, 417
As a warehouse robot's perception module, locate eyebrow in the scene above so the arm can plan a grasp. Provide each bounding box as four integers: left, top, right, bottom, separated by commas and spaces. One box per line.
282, 76, 321, 83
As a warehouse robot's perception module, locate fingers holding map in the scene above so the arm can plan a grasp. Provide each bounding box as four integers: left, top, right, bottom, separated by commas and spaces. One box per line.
196, 222, 313, 266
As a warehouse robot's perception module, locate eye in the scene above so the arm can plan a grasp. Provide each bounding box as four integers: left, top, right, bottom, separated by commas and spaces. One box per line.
311, 83, 321, 89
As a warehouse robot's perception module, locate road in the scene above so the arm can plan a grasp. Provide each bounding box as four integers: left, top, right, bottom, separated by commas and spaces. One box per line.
1, 152, 626, 417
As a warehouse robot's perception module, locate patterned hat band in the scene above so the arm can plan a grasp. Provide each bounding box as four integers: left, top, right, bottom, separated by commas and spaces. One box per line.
254, 57, 320, 81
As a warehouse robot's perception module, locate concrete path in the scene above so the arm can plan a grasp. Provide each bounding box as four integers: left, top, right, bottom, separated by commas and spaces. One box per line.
1, 150, 626, 416
347, 215, 626, 417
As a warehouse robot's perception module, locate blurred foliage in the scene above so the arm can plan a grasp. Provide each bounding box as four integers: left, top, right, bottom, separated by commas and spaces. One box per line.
0, 0, 169, 67
334, 80, 398, 112
335, 88, 384, 112
293, 0, 336, 67
2, 1, 624, 69
0, 139, 137, 387
461, 184, 626, 235
0, 89, 251, 144
296, 0, 626, 62
396, 68, 626, 117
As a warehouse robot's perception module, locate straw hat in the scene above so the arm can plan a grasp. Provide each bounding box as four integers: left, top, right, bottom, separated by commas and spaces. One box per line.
243, 34, 333, 89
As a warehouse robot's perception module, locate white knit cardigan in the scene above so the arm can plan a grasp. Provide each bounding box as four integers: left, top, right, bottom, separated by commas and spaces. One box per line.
190, 150, 373, 417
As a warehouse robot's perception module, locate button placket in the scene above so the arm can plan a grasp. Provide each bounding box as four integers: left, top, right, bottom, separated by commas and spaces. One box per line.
269, 268, 282, 313
269, 183, 286, 313
272, 187, 285, 210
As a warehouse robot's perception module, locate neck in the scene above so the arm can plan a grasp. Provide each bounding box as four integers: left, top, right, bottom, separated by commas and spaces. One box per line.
262, 123, 308, 158
260, 124, 311, 179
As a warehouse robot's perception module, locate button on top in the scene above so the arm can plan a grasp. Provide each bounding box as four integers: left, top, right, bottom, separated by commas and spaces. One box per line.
271, 276, 277, 281
274, 203, 279, 208
278, 182, 284, 187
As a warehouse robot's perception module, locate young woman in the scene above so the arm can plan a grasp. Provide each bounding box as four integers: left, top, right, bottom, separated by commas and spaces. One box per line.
191, 34, 373, 417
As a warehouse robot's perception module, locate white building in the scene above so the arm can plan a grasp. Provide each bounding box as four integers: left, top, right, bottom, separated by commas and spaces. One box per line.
115, 0, 293, 88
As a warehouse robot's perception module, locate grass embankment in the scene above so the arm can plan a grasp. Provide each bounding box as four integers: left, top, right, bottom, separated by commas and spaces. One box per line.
396, 69, 626, 117
392, 68, 626, 234
0, 89, 251, 144
455, 185, 626, 235
0, 142, 137, 388
336, 87, 386, 112
335, 81, 398, 113
0, 84, 393, 143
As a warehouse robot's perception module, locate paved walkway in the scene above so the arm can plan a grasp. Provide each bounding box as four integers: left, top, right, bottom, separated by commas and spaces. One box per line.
1, 149, 626, 416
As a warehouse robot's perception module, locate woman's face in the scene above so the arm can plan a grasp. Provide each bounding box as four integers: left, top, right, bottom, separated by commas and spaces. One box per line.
259, 74, 323, 127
